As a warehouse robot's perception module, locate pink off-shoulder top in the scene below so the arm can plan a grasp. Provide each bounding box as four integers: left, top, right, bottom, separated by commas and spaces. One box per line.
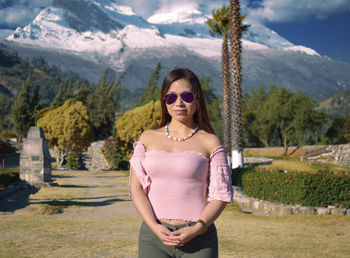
129, 141, 233, 222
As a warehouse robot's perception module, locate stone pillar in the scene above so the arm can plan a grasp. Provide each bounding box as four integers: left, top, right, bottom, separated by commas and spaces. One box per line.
20, 127, 52, 185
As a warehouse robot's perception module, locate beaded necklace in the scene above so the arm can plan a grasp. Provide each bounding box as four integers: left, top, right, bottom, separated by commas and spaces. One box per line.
165, 124, 199, 142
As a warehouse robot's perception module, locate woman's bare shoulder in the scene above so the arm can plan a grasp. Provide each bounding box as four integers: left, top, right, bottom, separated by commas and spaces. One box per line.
197, 130, 222, 154
138, 127, 164, 148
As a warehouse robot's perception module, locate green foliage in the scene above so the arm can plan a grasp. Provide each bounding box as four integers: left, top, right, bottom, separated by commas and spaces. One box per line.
38, 99, 93, 152
244, 86, 325, 151
0, 49, 84, 106
0, 48, 20, 67
326, 116, 350, 144
0, 168, 20, 189
242, 170, 350, 208
231, 165, 256, 187
86, 69, 122, 140
206, 5, 230, 38
65, 151, 82, 170
200, 77, 223, 140
10, 72, 40, 138
0, 94, 12, 131
135, 62, 162, 107
206, 6, 250, 38
115, 100, 161, 160
103, 137, 128, 170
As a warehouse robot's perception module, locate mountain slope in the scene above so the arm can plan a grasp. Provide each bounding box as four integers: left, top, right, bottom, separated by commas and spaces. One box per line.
2, 0, 350, 99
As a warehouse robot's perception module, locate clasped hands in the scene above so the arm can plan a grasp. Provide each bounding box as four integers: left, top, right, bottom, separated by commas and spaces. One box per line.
153, 223, 205, 247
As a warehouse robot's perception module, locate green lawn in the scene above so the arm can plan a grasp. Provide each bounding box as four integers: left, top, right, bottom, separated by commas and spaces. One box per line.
0, 170, 349, 257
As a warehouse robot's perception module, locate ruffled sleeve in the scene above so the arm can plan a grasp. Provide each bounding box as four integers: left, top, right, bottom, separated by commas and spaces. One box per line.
129, 141, 151, 194
207, 145, 233, 203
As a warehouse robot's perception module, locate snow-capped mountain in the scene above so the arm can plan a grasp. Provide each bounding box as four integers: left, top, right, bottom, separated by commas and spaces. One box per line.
2, 0, 350, 98
7, 0, 318, 60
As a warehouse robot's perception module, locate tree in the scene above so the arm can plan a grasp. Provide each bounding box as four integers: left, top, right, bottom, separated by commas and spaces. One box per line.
86, 69, 122, 139
135, 62, 162, 107
11, 72, 40, 140
38, 100, 93, 168
326, 116, 350, 144
244, 88, 273, 147
115, 100, 161, 160
0, 94, 12, 131
0, 137, 16, 169
206, 5, 231, 151
200, 77, 223, 140
229, 0, 244, 168
244, 86, 325, 154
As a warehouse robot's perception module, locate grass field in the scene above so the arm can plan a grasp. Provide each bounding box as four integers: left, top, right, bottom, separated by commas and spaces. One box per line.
1, 170, 349, 257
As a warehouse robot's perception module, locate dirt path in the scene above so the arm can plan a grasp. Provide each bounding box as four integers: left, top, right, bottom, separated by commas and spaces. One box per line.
0, 170, 138, 219
0, 170, 141, 257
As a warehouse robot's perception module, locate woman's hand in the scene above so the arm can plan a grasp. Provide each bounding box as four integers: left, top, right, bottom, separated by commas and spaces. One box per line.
167, 223, 204, 247
151, 223, 183, 247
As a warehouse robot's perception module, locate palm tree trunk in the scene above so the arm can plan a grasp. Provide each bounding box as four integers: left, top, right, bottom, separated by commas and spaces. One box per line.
222, 35, 231, 153
230, 0, 244, 168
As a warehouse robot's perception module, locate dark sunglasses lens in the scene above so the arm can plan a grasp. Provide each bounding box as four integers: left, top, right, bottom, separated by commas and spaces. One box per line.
165, 94, 178, 104
181, 92, 194, 103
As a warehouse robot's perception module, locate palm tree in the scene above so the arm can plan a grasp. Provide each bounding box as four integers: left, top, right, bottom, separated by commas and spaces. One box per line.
206, 5, 231, 152
229, 0, 244, 168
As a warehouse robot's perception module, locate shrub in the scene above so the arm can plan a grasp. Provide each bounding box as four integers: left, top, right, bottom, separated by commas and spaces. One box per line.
231, 165, 256, 187
114, 100, 161, 164
66, 151, 82, 170
242, 169, 350, 208
103, 137, 128, 170
0, 168, 20, 189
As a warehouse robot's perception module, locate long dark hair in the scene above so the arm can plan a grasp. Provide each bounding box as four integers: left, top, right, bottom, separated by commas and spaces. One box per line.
160, 68, 214, 134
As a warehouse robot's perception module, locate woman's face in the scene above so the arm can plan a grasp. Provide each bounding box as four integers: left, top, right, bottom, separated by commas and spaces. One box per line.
165, 79, 197, 123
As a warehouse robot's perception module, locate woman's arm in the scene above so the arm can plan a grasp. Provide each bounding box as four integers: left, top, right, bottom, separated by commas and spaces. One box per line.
130, 168, 182, 247
168, 200, 227, 246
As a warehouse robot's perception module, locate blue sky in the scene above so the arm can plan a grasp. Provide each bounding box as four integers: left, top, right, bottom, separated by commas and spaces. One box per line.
0, 0, 349, 63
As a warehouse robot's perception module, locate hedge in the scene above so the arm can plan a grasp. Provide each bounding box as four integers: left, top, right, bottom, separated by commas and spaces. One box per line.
241, 170, 350, 208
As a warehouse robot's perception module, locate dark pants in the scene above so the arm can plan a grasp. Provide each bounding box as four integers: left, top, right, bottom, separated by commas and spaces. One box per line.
138, 221, 218, 258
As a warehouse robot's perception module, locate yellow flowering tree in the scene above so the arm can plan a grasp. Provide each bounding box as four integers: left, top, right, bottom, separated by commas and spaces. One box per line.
38, 100, 93, 168
115, 100, 161, 160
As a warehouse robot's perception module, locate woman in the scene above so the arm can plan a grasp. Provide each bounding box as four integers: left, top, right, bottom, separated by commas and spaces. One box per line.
129, 68, 233, 258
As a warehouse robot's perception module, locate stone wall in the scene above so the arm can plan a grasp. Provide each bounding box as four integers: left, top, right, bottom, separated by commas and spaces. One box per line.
301, 143, 350, 168
233, 186, 350, 216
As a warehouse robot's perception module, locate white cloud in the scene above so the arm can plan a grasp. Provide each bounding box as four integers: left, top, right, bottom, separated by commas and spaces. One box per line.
246, 0, 350, 23
117, 0, 227, 18
0, 0, 52, 28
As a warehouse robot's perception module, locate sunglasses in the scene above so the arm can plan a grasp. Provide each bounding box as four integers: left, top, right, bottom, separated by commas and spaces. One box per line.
164, 92, 194, 105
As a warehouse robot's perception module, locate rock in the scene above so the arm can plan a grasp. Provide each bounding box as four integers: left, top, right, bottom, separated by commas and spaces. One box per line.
263, 201, 273, 215
82, 141, 111, 171
316, 208, 331, 215
253, 200, 262, 210
331, 208, 346, 216
292, 206, 301, 215
276, 205, 293, 216
299, 206, 316, 215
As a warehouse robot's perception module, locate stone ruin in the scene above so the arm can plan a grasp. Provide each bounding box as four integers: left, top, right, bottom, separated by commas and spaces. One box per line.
300, 143, 350, 168
82, 141, 111, 171
20, 126, 52, 185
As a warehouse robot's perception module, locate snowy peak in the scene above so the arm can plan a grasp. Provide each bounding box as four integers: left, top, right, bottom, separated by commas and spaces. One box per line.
51, 0, 151, 32
7, 0, 320, 59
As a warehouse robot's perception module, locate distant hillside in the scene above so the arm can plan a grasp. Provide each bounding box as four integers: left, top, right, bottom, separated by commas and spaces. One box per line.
317, 90, 350, 118
0, 45, 88, 105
